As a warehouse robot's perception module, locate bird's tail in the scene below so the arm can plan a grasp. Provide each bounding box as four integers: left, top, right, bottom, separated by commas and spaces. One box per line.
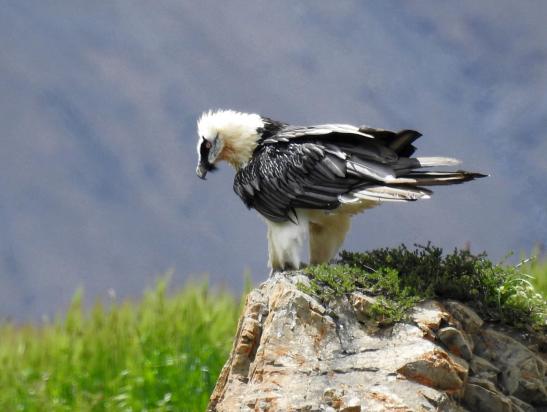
388, 170, 488, 186
415, 156, 461, 167
386, 156, 488, 186
340, 156, 487, 204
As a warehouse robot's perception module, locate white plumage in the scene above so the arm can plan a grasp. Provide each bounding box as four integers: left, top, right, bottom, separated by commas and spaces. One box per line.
196, 110, 486, 272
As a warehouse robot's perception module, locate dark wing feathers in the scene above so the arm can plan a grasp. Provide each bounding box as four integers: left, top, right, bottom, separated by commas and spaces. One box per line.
234, 123, 484, 222
358, 126, 422, 157
234, 142, 360, 222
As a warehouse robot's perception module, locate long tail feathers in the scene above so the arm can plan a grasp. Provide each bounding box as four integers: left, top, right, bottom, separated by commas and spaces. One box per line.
416, 156, 461, 167
340, 185, 432, 203
339, 169, 487, 204
338, 145, 487, 204
386, 170, 488, 186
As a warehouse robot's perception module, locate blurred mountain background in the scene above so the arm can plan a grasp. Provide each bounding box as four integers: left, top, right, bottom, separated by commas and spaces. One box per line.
1, 1, 546, 320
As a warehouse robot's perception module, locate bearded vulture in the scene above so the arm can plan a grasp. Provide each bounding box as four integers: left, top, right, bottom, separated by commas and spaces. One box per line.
195, 109, 486, 272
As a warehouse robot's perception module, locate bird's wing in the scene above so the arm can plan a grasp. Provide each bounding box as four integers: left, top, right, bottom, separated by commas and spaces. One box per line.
233, 139, 431, 223
263, 124, 374, 141
234, 142, 357, 222
262, 124, 423, 157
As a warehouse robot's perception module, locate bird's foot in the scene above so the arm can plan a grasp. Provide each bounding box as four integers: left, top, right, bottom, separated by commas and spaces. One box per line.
269, 263, 308, 278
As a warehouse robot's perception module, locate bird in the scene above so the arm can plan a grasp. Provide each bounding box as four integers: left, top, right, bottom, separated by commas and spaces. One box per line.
195, 109, 486, 272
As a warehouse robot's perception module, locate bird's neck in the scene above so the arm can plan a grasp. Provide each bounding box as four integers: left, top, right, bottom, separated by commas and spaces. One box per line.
219, 123, 262, 169
221, 133, 260, 169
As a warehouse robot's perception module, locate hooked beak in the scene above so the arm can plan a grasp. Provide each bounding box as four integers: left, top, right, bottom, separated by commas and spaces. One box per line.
196, 162, 208, 180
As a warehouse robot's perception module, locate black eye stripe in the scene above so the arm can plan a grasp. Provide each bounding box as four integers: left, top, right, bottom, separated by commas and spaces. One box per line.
199, 138, 217, 172
200, 138, 210, 158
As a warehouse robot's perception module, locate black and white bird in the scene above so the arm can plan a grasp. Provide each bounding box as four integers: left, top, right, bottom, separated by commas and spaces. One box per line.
196, 109, 486, 272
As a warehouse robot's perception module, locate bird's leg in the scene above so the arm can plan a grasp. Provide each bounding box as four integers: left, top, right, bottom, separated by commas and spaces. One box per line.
309, 215, 351, 265
266, 217, 309, 273
267, 225, 282, 272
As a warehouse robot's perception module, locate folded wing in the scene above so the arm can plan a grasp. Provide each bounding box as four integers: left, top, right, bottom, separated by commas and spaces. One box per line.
234, 125, 486, 222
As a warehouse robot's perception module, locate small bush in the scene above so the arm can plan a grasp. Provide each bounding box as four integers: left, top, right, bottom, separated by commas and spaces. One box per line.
300, 244, 547, 331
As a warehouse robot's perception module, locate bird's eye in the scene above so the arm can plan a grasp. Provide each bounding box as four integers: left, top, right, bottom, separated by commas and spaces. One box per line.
205, 140, 212, 149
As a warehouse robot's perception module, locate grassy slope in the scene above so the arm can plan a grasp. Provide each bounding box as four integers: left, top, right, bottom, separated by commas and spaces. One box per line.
0, 279, 240, 412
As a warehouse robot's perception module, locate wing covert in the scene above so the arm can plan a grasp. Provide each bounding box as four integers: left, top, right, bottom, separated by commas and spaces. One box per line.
234, 143, 360, 222
262, 124, 375, 143
261, 123, 422, 158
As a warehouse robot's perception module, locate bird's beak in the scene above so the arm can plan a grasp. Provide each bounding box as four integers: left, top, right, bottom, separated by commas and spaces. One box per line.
196, 163, 208, 180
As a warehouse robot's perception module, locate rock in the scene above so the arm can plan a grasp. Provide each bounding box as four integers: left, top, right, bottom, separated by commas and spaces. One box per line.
463, 377, 512, 412
349, 292, 378, 323
509, 395, 536, 412
443, 300, 484, 334
207, 272, 545, 411
410, 300, 449, 339
323, 387, 344, 409
467, 376, 499, 392
208, 288, 269, 410
468, 355, 500, 380
322, 387, 363, 411
474, 328, 547, 406
397, 348, 468, 392
512, 375, 547, 406
340, 394, 361, 412
437, 326, 474, 360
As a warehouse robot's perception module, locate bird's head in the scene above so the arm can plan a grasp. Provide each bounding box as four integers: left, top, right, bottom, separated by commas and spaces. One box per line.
196, 109, 264, 179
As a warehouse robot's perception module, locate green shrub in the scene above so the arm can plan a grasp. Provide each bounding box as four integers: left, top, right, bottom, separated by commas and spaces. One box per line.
300, 244, 547, 331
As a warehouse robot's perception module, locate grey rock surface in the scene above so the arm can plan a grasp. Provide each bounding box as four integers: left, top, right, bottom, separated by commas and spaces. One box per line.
437, 327, 474, 361
208, 273, 546, 411
463, 378, 512, 412
443, 300, 484, 335
468, 355, 500, 381
473, 328, 547, 405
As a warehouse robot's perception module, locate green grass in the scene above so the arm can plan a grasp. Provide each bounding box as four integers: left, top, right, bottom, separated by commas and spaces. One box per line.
522, 255, 547, 298
0, 278, 240, 412
300, 244, 547, 331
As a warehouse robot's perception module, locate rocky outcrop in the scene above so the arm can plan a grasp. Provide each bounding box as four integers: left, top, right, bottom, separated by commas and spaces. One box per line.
208, 273, 546, 412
